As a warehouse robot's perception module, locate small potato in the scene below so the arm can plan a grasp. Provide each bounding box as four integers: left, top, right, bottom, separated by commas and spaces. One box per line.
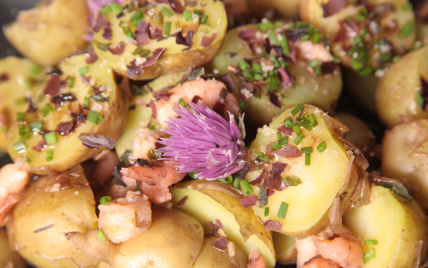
6, 166, 99, 268
344, 186, 428, 267
382, 119, 428, 210
244, 104, 370, 237
6, 53, 127, 174
92, 0, 227, 80
0, 228, 27, 268
171, 180, 276, 268
3, 0, 90, 66
273, 232, 297, 265
247, 0, 301, 19
67, 207, 204, 268
375, 46, 428, 127
415, 1, 428, 43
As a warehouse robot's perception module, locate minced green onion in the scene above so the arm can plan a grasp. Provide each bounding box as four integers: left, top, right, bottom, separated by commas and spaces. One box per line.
14, 141, 26, 153
239, 101, 246, 111
417, 91, 424, 107
161, 6, 173, 18
40, 104, 53, 117
218, 176, 233, 184
280, 34, 290, 55
277, 132, 282, 141
29, 121, 44, 132
19, 126, 30, 140
351, 60, 364, 71
149, 125, 156, 130
296, 116, 313, 131
363, 248, 375, 263
317, 141, 327, 152
17, 112, 25, 121
200, 15, 208, 25
99, 5, 111, 14
31, 64, 41, 75
358, 66, 373, 77
233, 178, 240, 188
183, 10, 192, 21
291, 125, 302, 136
97, 229, 108, 243
308, 114, 318, 126
357, 7, 368, 21
392, 55, 401, 62
46, 150, 53, 162
293, 134, 304, 145
100, 196, 112, 204
315, 66, 322, 76
252, 62, 262, 73
282, 137, 288, 146
277, 202, 289, 219
311, 32, 321, 44
402, 3, 412, 11
284, 117, 293, 128
15, 97, 27, 105
193, 10, 203, 16
242, 70, 252, 80
83, 97, 90, 108
240, 180, 253, 194
254, 73, 264, 81
259, 156, 270, 162
291, 104, 304, 115
269, 57, 280, 68
135, 186, 143, 192
272, 141, 281, 150
131, 9, 144, 22
25, 157, 32, 163
45, 131, 58, 145
413, 41, 423, 50
110, 2, 122, 15
122, 27, 135, 38
264, 207, 269, 217
88, 111, 103, 125
364, 239, 378, 246
398, 22, 415, 38
309, 59, 320, 68
164, 21, 171, 35
257, 22, 273, 31
238, 59, 250, 70
79, 66, 89, 75
179, 98, 186, 107
23, 79, 31, 89
68, 77, 75, 88
269, 32, 280, 46
305, 153, 311, 166
301, 147, 313, 154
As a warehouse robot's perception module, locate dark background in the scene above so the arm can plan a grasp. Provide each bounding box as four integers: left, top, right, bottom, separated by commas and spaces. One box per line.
0, 0, 423, 267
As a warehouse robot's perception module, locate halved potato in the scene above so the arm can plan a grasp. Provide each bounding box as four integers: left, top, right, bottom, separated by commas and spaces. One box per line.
247, 0, 301, 19
273, 232, 297, 265
343, 186, 428, 267
0, 228, 27, 268
6, 165, 99, 268
381, 119, 428, 210
171, 180, 276, 268
375, 46, 428, 127
244, 104, 369, 237
416, 1, 428, 43
6, 53, 127, 174
3, 0, 90, 66
211, 23, 342, 127
0, 56, 48, 151
92, 0, 227, 80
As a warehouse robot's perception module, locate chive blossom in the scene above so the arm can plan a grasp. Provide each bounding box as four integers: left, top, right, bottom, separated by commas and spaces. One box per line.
240, 180, 253, 194
46, 150, 53, 162
277, 202, 289, 219
100, 196, 112, 204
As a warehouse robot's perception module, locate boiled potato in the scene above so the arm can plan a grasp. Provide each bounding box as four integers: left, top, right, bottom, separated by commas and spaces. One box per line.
344, 186, 428, 267
211, 23, 342, 127
247, 0, 301, 19
300, 0, 415, 74
171, 180, 276, 268
416, 1, 428, 43
92, 0, 227, 80
67, 207, 204, 268
244, 104, 369, 237
375, 46, 428, 127
272, 232, 297, 265
193, 235, 247, 268
7, 53, 127, 174
382, 119, 428, 210
0, 228, 27, 268
0, 56, 48, 151
3, 0, 90, 66
6, 165, 99, 268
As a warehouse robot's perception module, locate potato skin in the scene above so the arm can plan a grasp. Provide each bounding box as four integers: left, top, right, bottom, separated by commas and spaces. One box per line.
375, 46, 428, 127
272, 232, 297, 265
247, 0, 301, 19
6, 166, 99, 268
3, 0, 90, 66
382, 119, 428, 210
0, 228, 27, 268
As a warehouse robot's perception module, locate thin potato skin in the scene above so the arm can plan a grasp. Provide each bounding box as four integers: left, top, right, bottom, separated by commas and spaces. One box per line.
247, 0, 301, 19
3, 0, 90, 66
273, 232, 297, 265
0, 228, 27, 268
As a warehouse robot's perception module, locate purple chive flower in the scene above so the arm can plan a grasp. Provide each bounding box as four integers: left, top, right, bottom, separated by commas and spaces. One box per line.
158, 102, 247, 181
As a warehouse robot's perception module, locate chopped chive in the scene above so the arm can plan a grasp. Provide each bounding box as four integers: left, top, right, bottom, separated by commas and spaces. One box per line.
392, 55, 401, 62
68, 77, 75, 88
351, 59, 364, 71
309, 59, 320, 68
130, 9, 144, 22
161, 7, 173, 18
272, 141, 281, 150
363, 248, 375, 263
97, 229, 108, 243
269, 32, 280, 46
83, 97, 90, 108
356, 7, 368, 21
183, 10, 192, 21
311, 32, 321, 44
317, 141, 327, 152
40, 104, 53, 116
193, 10, 203, 16
417, 91, 424, 107
402, 3, 412, 11
291, 104, 304, 115
296, 116, 313, 131
315, 66, 322, 76
15, 97, 27, 105
14, 141, 27, 153
99, 5, 112, 14
358, 66, 373, 77
252, 62, 262, 73
413, 42, 423, 50
122, 27, 135, 38
218, 176, 233, 184
239, 101, 246, 111
29, 121, 44, 132
308, 114, 318, 126
23, 79, 32, 88
398, 22, 415, 38
301, 147, 313, 154
149, 125, 156, 130
259, 156, 270, 162
179, 98, 186, 107
364, 239, 378, 246
257, 22, 273, 31
284, 117, 293, 128
282, 137, 288, 146
305, 153, 311, 166
277, 202, 289, 219
19, 126, 30, 140
280, 34, 290, 55
233, 178, 240, 188
46, 150, 53, 162
88, 111, 103, 125
45, 131, 58, 145
293, 134, 304, 145
238, 59, 250, 70
164, 21, 171, 35
240, 180, 253, 194
189, 171, 200, 179
291, 125, 302, 136
100, 196, 112, 204
0, 126, 7, 132
254, 73, 264, 81
110, 2, 122, 15
242, 70, 252, 80
25, 157, 32, 163
17, 112, 25, 121
135, 186, 143, 192
264, 207, 269, 217
200, 15, 208, 25
31, 64, 41, 75
277, 132, 282, 141
79, 66, 89, 75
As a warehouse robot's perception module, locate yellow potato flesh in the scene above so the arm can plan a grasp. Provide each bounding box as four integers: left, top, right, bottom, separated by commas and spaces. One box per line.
343, 186, 428, 268
7, 166, 98, 268
6, 54, 127, 174
0, 228, 27, 268
171, 180, 276, 268
273, 232, 297, 265
93, 0, 227, 80
246, 104, 350, 236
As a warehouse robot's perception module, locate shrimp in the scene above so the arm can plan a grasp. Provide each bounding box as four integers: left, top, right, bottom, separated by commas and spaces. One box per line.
294, 41, 334, 62
98, 191, 152, 244
0, 164, 30, 226
302, 256, 340, 268
109, 175, 137, 199
296, 237, 320, 268
154, 78, 240, 129
121, 160, 185, 204
247, 248, 265, 268
132, 126, 165, 160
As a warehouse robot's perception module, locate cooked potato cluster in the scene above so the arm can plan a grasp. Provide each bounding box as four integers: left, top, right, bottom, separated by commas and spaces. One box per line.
1, 0, 428, 268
